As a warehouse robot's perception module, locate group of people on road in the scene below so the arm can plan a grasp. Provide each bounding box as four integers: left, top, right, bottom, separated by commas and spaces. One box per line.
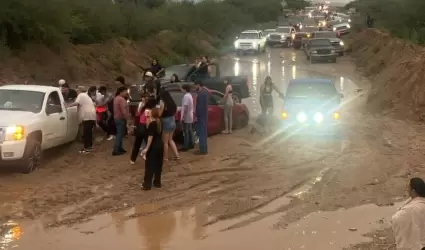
57, 56, 224, 190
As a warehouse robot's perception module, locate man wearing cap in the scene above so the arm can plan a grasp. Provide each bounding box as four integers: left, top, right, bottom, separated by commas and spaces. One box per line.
143, 71, 161, 102
194, 80, 209, 155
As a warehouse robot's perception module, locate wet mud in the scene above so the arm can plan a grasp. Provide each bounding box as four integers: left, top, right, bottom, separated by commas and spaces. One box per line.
0, 47, 423, 249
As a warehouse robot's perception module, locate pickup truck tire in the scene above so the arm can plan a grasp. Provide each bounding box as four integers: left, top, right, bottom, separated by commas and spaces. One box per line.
232, 93, 242, 104
19, 140, 42, 174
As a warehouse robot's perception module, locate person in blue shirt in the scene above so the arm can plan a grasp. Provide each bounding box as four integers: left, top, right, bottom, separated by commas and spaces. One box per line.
194, 80, 209, 155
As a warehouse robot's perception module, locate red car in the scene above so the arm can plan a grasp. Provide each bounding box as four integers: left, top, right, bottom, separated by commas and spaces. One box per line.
170, 89, 249, 136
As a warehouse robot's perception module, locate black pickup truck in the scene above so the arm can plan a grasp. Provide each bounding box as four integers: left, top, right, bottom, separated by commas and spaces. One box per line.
161, 63, 250, 103
127, 63, 250, 116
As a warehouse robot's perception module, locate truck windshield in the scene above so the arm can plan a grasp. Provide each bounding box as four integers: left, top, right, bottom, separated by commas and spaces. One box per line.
313, 32, 337, 38
276, 27, 291, 33
286, 82, 337, 99
163, 65, 192, 80
239, 33, 259, 39
0, 90, 45, 113
310, 39, 331, 46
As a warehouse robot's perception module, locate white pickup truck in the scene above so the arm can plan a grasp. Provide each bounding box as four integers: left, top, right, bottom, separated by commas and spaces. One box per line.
234, 30, 267, 56
0, 85, 79, 173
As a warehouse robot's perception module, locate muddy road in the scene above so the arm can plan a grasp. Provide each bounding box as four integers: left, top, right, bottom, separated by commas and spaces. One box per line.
1, 47, 423, 249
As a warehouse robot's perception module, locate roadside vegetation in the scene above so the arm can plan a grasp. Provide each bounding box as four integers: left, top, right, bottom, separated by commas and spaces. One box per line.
0, 0, 309, 54
346, 0, 425, 45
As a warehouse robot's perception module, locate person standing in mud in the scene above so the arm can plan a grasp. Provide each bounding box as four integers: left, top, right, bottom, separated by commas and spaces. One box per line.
194, 80, 208, 155
140, 108, 164, 190
67, 86, 97, 154
112, 86, 130, 156
392, 177, 425, 250
96, 86, 115, 140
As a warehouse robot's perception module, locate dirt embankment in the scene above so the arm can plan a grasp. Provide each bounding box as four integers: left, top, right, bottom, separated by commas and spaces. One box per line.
349, 28, 425, 120
0, 30, 218, 86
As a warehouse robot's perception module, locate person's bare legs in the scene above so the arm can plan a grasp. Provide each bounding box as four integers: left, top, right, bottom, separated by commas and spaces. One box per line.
167, 130, 180, 159
162, 132, 170, 161
228, 106, 233, 133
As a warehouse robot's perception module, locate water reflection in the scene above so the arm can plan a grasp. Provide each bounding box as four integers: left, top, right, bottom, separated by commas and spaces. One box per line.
292, 65, 296, 79
340, 76, 344, 91
234, 59, 240, 76
136, 206, 177, 250
111, 211, 126, 235
0, 221, 22, 248
193, 202, 208, 240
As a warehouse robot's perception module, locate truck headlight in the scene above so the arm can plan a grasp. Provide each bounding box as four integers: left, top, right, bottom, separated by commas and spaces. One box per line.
348, 19, 351, 22
339, 41, 344, 46
234, 41, 239, 48
296, 112, 307, 123
5, 125, 24, 141
311, 50, 317, 54
313, 112, 324, 123
252, 42, 257, 47
347, 24, 351, 28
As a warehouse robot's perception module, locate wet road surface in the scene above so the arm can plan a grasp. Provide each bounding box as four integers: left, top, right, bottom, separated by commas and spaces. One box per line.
0, 47, 420, 250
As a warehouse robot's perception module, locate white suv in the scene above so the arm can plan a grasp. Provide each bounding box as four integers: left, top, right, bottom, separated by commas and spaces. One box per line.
234, 30, 266, 56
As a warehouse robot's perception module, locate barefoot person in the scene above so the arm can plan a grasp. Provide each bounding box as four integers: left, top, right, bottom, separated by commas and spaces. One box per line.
141, 108, 164, 191
392, 177, 425, 250
222, 79, 234, 134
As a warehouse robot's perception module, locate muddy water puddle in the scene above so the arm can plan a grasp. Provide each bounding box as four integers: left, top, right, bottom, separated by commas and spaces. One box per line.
0, 201, 399, 250
0, 171, 401, 250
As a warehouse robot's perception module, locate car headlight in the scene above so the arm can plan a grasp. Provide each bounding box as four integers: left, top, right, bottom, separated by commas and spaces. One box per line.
5, 125, 24, 141
313, 112, 324, 123
252, 42, 257, 47
311, 50, 317, 53
333, 112, 341, 120
234, 41, 239, 48
339, 41, 344, 46
333, 27, 336, 31
348, 19, 351, 22
296, 112, 307, 123
347, 24, 351, 28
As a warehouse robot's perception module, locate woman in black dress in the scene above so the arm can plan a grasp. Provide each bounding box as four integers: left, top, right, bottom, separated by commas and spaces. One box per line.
140, 107, 164, 190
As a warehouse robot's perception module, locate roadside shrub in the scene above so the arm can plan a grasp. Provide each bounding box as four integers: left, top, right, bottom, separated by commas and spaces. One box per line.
0, 0, 302, 50
347, 0, 425, 45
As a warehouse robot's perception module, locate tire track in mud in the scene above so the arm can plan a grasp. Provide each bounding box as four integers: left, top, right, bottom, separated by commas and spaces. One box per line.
203, 175, 315, 227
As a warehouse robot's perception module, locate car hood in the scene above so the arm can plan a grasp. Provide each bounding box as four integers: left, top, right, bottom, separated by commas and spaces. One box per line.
328, 38, 341, 42
284, 97, 340, 112
236, 39, 259, 43
310, 45, 334, 50
270, 32, 290, 36
0, 110, 38, 126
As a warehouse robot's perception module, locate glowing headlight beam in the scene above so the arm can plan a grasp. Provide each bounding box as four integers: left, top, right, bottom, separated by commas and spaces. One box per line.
296, 113, 307, 123
313, 112, 324, 123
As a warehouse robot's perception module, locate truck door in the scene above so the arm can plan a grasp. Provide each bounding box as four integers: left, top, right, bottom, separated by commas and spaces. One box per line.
44, 91, 67, 147
207, 92, 224, 134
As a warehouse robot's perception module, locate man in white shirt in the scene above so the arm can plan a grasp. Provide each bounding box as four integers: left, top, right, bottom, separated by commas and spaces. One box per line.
67, 86, 97, 154
180, 84, 194, 151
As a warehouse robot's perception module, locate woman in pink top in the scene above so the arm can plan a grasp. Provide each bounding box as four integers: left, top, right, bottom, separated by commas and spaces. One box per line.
130, 96, 156, 164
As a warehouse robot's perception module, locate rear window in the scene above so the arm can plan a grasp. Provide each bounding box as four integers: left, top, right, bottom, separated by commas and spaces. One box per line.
313, 32, 337, 38
286, 82, 337, 98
